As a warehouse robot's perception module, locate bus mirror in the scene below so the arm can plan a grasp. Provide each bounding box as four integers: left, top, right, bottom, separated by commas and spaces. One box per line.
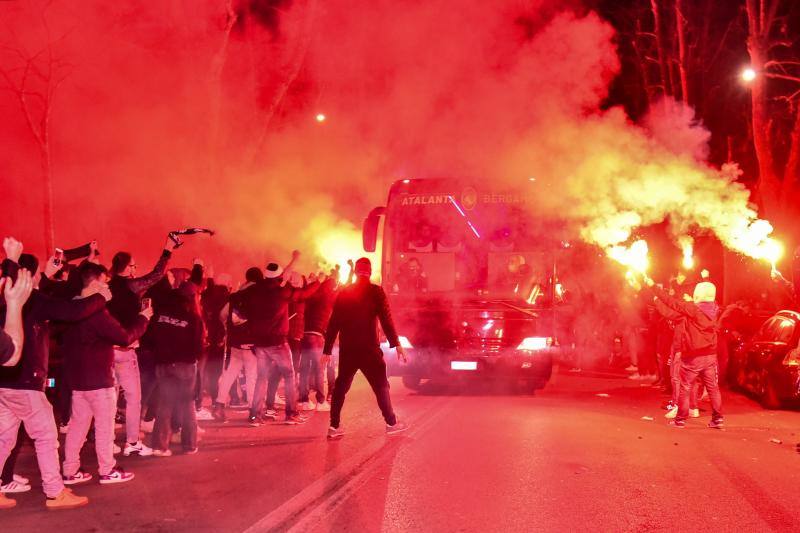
363, 207, 385, 252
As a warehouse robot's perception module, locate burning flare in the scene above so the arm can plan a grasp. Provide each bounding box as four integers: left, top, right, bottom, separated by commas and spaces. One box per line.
679, 236, 694, 270
607, 239, 650, 275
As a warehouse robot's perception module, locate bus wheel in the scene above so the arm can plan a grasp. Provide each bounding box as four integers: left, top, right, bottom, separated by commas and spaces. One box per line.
402, 376, 422, 390
525, 380, 545, 394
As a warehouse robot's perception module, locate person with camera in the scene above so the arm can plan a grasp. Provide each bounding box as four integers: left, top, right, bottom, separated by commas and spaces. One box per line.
0, 237, 107, 510
108, 237, 177, 457
61, 263, 152, 486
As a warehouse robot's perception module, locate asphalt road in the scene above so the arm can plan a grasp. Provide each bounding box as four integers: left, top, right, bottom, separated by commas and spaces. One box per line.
4, 369, 800, 532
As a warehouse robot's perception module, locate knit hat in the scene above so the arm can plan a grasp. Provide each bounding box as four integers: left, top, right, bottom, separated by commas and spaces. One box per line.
692, 281, 716, 303
265, 262, 283, 279
354, 257, 372, 277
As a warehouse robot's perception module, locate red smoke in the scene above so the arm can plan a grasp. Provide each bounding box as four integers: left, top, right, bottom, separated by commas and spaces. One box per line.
0, 0, 633, 278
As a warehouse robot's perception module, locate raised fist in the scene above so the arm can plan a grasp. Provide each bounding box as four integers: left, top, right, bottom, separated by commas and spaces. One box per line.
3, 237, 23, 262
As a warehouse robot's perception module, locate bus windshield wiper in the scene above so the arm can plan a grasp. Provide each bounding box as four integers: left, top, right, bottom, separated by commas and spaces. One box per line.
447, 196, 481, 239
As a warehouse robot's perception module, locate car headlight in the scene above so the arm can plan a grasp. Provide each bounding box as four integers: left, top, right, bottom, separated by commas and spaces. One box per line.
517, 337, 552, 351
783, 348, 800, 367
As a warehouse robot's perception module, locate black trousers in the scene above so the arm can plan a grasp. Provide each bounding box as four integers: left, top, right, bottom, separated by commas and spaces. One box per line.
330, 352, 396, 428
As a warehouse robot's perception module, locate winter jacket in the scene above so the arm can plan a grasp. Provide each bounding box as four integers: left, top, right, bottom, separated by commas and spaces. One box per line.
650, 286, 718, 358
324, 277, 400, 357
108, 250, 171, 329
227, 285, 256, 347
61, 306, 148, 390
240, 278, 318, 347
0, 259, 106, 391
150, 294, 204, 365
201, 281, 229, 350
304, 279, 337, 335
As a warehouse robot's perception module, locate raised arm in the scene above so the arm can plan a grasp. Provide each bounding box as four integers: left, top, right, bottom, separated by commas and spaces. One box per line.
1, 269, 34, 367
96, 310, 150, 347
41, 292, 107, 322
127, 239, 176, 294
648, 284, 703, 322
652, 297, 683, 322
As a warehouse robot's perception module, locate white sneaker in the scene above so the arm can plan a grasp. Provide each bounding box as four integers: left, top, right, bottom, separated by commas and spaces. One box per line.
625, 365, 638, 372
153, 449, 173, 458
0, 480, 31, 493
99, 468, 135, 485
195, 408, 214, 421
386, 420, 409, 436
12, 475, 29, 485
140, 419, 155, 434
62, 470, 93, 485
689, 408, 700, 418
327, 426, 345, 439
628, 373, 642, 380
298, 401, 315, 411
124, 441, 153, 457
316, 401, 331, 412
664, 407, 678, 419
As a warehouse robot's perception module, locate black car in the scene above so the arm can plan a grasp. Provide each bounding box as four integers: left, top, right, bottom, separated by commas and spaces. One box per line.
730, 310, 800, 409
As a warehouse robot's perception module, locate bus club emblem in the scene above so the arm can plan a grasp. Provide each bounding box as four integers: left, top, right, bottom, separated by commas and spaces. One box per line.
461, 187, 477, 210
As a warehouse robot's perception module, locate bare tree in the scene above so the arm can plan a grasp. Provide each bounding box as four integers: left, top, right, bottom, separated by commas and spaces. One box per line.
0, 39, 70, 253
248, 0, 318, 165
745, 0, 800, 215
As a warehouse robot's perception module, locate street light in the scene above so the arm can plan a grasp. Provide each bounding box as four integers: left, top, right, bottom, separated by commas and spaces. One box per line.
315, 113, 326, 123
741, 67, 757, 82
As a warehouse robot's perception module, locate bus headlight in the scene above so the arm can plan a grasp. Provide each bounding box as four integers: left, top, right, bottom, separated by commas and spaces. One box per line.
517, 337, 552, 351
381, 336, 413, 349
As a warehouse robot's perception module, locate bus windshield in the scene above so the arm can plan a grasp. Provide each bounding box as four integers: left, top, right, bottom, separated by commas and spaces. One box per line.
383, 189, 567, 304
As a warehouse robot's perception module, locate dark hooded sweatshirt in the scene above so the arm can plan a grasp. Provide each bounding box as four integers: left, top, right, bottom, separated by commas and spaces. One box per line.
650, 286, 719, 358
61, 307, 149, 390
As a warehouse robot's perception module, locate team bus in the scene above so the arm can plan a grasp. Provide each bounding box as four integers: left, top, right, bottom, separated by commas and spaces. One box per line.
363, 178, 577, 391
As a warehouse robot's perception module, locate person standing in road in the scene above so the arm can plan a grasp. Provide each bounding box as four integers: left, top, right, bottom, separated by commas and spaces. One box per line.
0, 241, 106, 510
61, 263, 151, 486
323, 258, 408, 439
149, 282, 205, 456
646, 278, 723, 429
242, 253, 316, 427
212, 268, 261, 422
108, 238, 177, 457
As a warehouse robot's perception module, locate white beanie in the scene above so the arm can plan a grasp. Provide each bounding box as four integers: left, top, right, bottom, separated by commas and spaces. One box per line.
692, 281, 716, 303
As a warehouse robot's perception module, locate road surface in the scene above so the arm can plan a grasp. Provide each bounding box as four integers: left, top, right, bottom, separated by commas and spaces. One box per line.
4, 369, 800, 532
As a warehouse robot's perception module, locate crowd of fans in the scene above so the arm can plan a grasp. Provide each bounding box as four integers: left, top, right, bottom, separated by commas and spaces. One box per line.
0, 235, 407, 511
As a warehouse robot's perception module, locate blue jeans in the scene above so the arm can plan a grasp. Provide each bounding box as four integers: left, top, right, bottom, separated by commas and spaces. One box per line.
299, 334, 326, 403
251, 343, 297, 419
677, 354, 722, 422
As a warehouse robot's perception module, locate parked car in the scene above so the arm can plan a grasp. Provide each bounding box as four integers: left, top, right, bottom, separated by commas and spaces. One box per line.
730, 310, 800, 409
